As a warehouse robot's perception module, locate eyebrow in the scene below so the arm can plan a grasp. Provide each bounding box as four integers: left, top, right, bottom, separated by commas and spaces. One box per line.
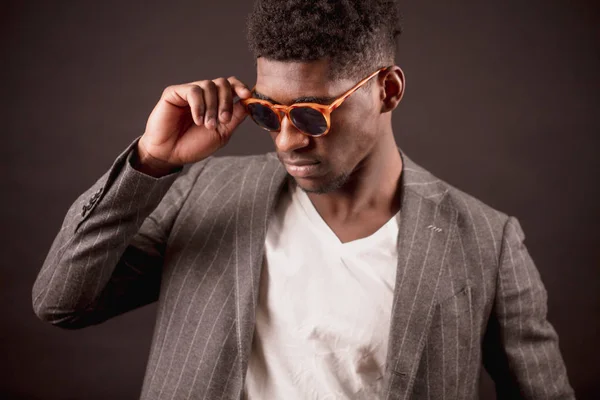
252, 90, 336, 105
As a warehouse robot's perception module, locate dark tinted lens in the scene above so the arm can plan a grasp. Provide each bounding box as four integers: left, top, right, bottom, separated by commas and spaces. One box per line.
289, 107, 328, 136
247, 103, 280, 131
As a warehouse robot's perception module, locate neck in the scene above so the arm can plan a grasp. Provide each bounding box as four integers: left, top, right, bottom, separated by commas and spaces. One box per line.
306, 132, 403, 222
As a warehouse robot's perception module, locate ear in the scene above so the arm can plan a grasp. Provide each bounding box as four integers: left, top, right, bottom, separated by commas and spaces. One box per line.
378, 66, 406, 113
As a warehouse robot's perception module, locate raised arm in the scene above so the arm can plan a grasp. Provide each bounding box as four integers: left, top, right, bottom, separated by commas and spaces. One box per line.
32, 75, 252, 329
31, 136, 208, 328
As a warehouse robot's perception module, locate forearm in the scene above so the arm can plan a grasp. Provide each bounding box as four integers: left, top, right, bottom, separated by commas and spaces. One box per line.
32, 136, 182, 326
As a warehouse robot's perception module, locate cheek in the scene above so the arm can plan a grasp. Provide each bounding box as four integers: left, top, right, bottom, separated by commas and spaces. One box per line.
333, 107, 378, 147
326, 111, 377, 166
337, 97, 377, 131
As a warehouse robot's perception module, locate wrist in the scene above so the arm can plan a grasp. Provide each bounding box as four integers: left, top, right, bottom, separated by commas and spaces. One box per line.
133, 141, 182, 178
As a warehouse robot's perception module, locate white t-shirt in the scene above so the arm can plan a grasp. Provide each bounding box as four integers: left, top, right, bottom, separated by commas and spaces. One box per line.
244, 179, 399, 400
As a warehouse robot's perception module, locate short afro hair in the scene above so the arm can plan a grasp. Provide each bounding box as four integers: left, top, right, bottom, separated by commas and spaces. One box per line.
246, 0, 403, 81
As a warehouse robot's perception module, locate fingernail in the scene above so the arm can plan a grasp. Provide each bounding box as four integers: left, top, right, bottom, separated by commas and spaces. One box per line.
206, 118, 216, 129
197, 116, 204, 126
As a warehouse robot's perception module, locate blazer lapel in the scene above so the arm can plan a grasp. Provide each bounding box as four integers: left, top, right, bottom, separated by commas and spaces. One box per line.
233, 154, 288, 390
381, 150, 458, 399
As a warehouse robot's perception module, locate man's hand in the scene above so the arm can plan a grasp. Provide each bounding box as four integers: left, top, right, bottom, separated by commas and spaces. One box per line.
138, 76, 253, 172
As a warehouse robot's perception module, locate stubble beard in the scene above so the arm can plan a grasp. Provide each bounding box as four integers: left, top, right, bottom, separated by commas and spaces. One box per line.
294, 171, 351, 195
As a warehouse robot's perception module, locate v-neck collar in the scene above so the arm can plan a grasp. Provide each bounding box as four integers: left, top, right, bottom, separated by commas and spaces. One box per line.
290, 179, 400, 251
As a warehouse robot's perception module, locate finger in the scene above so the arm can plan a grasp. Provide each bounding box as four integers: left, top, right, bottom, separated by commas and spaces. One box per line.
233, 100, 248, 124
216, 102, 247, 147
199, 80, 218, 130
213, 77, 233, 124
227, 76, 252, 99
221, 99, 248, 134
186, 84, 205, 126
161, 84, 189, 108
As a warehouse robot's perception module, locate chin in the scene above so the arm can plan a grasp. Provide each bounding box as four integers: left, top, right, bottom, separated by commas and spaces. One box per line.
293, 172, 350, 194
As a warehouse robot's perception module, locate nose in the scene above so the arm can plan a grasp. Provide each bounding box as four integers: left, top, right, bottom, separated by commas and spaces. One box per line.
273, 113, 310, 153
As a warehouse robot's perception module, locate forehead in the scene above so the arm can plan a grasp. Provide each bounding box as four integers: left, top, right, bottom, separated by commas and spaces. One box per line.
255, 58, 352, 103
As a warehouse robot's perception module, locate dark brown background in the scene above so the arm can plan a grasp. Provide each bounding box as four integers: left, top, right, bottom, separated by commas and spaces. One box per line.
2, 0, 598, 399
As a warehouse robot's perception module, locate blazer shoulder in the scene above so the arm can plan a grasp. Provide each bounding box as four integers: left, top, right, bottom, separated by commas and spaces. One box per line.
444, 182, 509, 227
401, 151, 510, 249
185, 151, 278, 179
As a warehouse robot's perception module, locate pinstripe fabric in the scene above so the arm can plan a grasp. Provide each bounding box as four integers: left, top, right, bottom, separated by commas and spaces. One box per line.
32, 135, 575, 399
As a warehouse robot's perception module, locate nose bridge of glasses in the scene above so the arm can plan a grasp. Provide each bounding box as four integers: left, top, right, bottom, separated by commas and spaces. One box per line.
271, 105, 303, 133
271, 104, 288, 114
270, 104, 293, 124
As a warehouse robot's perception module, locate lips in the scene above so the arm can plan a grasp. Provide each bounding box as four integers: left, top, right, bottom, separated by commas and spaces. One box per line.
284, 159, 320, 166
283, 160, 321, 178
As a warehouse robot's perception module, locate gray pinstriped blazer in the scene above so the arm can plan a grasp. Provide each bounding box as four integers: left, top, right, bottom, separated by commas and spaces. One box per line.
32, 135, 575, 399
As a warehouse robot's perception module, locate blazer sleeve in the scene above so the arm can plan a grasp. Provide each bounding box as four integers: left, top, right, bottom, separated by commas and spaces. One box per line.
31, 135, 210, 329
482, 216, 576, 399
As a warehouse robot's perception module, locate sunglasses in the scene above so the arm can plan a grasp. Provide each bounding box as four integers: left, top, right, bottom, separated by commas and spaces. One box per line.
240, 66, 391, 137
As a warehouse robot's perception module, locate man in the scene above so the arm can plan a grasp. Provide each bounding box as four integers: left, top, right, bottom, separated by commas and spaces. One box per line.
32, 0, 575, 399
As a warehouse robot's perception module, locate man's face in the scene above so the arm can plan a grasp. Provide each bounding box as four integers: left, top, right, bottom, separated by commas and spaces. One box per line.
254, 58, 384, 194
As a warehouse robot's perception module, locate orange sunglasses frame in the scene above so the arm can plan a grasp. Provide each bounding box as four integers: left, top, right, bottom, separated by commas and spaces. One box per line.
240, 66, 395, 137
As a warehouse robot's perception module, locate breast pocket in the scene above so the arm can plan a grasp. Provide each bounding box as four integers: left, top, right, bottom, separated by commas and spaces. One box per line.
431, 282, 472, 329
